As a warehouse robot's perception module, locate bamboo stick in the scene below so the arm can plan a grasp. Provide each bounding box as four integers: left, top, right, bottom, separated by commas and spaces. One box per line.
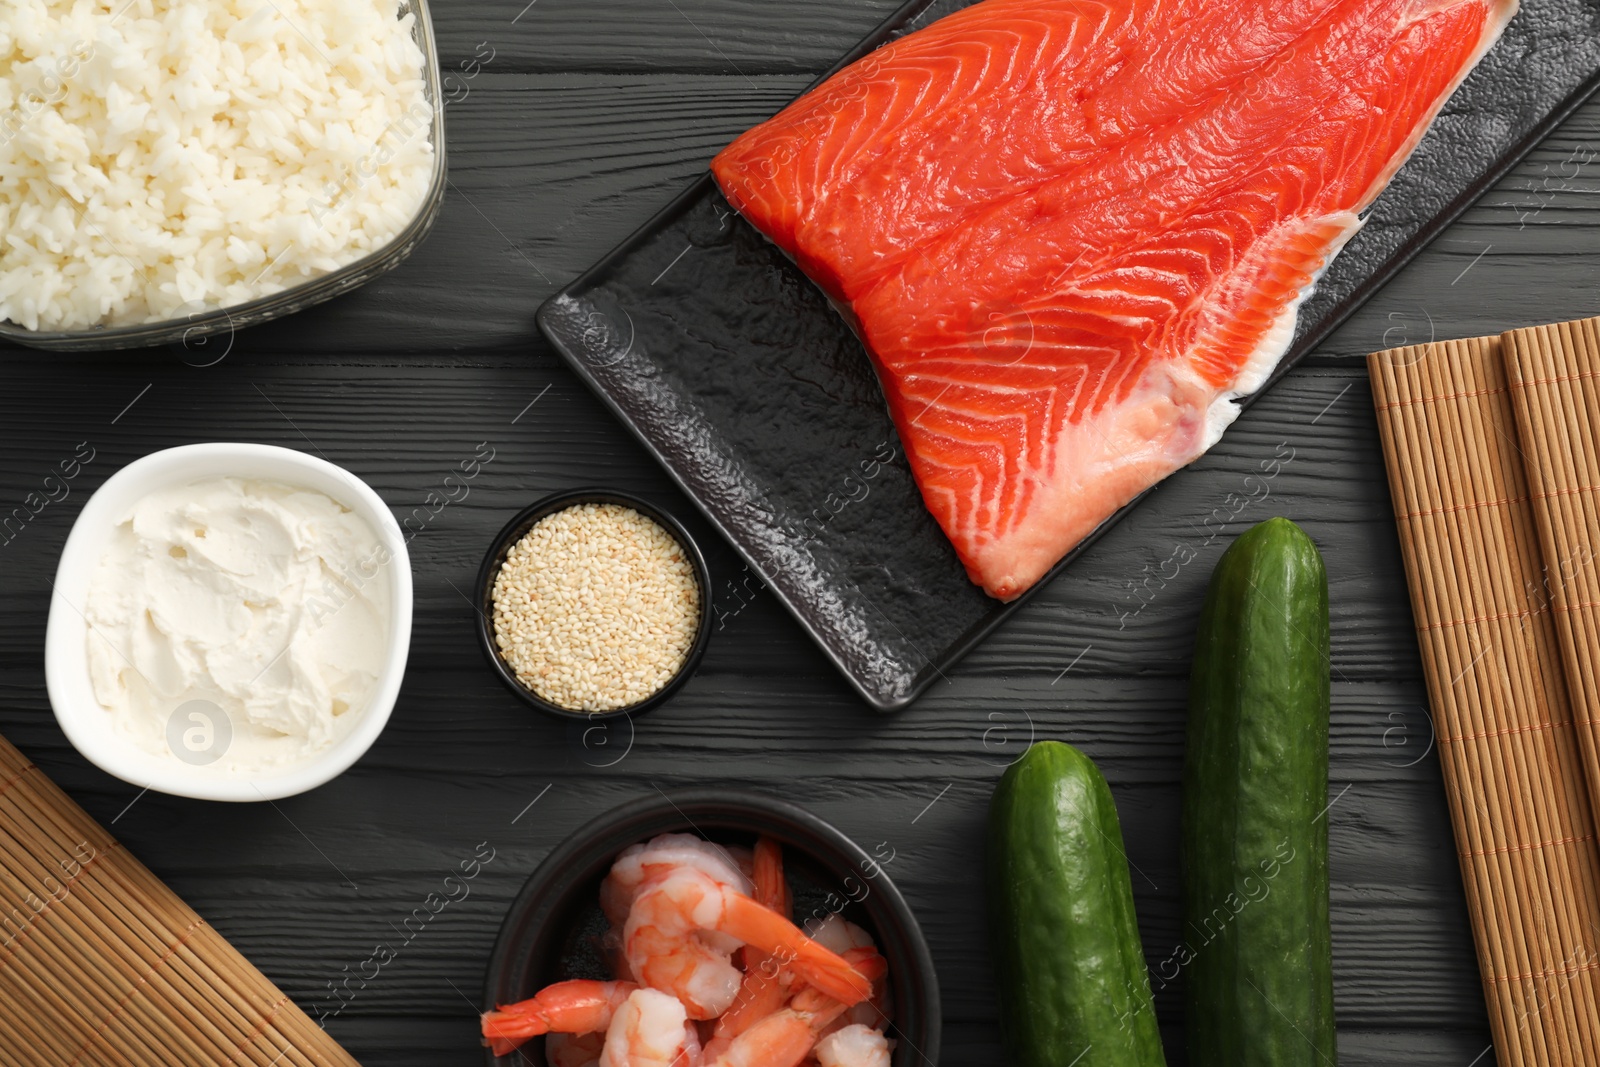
1506, 318, 1600, 830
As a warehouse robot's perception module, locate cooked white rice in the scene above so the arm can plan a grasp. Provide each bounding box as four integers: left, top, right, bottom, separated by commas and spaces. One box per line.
0, 0, 434, 332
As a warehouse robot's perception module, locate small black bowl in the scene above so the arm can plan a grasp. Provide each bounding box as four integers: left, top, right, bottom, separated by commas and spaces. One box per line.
482, 789, 941, 1066
475, 488, 714, 723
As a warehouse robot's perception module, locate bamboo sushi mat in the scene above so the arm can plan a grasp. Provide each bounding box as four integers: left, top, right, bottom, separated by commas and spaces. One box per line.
0, 734, 360, 1067
1370, 317, 1600, 1067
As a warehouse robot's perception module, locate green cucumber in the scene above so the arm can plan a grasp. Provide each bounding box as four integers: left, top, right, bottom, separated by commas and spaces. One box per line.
987, 740, 1167, 1067
1183, 517, 1333, 1066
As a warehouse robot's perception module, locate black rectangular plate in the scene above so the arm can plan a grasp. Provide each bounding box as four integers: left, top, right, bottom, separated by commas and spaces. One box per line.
539, 0, 1600, 711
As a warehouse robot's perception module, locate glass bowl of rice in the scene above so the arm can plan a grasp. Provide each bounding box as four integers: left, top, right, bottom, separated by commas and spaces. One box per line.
0, 0, 447, 352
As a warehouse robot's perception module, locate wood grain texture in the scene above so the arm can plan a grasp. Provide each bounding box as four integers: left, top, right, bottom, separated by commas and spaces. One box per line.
0, 4, 1595, 1064
427, 0, 908, 73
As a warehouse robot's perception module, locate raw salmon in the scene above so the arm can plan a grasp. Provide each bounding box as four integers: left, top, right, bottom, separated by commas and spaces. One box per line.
712, 0, 1514, 599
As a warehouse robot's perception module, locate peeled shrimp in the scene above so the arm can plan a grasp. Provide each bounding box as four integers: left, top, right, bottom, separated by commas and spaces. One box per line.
548, 1032, 606, 1067
815, 1024, 893, 1067
702, 972, 881, 1067
600, 834, 753, 986
599, 988, 703, 1067
480, 980, 638, 1056
602, 834, 753, 927
625, 867, 872, 1019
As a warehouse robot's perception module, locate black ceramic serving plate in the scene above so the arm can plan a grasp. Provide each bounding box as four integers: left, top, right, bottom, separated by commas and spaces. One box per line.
475, 489, 714, 722
482, 790, 940, 1067
538, 0, 1600, 711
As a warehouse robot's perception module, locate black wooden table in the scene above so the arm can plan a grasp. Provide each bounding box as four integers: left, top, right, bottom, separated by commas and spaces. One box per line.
1, 4, 1596, 1064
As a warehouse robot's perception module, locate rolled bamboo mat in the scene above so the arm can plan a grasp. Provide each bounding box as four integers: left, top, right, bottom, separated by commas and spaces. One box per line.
1505, 318, 1600, 828
0, 733, 360, 1067
1369, 334, 1600, 1067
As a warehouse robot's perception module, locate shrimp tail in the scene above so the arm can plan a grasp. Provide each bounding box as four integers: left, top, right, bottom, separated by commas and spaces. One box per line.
704, 838, 796, 1057
753, 836, 791, 917
481, 1003, 551, 1055
789, 950, 886, 1012
480, 1017, 537, 1062
479, 979, 638, 1055
720, 895, 873, 1005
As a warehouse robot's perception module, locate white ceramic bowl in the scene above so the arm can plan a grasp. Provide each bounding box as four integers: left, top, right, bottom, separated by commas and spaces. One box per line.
44, 443, 413, 801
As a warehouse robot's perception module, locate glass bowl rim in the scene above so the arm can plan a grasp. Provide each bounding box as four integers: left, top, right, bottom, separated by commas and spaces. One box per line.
0, 0, 448, 352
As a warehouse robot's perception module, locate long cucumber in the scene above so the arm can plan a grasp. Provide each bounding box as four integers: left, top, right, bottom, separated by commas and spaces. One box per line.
1183, 516, 1334, 1066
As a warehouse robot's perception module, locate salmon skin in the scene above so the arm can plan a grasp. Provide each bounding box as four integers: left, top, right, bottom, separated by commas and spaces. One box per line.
712, 0, 1515, 600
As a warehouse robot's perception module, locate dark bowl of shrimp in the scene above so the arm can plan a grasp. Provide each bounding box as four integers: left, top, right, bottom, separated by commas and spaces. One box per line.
481, 789, 940, 1067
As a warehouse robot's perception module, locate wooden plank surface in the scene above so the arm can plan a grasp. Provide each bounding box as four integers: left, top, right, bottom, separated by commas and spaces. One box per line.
0, 2, 1597, 1063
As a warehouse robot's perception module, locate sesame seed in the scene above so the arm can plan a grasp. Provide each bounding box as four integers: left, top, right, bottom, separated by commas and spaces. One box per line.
490, 503, 701, 713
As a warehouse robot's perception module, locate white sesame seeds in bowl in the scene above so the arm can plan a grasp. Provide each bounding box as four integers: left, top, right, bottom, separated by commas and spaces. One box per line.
475, 490, 713, 721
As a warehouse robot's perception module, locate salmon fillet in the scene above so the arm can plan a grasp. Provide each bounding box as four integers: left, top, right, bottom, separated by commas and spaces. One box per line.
712, 0, 1515, 599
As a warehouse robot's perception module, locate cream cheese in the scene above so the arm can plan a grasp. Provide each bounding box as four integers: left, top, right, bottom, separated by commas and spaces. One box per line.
83, 476, 391, 774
